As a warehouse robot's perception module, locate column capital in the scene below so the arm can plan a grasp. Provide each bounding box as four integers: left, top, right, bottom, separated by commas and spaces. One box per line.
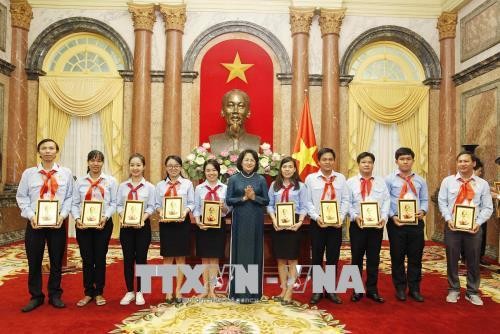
289, 7, 315, 35
319, 8, 346, 36
437, 12, 457, 40
128, 3, 156, 31
159, 4, 187, 33
10, 0, 33, 31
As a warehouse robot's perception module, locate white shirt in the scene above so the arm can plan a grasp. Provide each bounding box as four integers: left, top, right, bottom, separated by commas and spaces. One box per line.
71, 173, 118, 219
116, 178, 156, 215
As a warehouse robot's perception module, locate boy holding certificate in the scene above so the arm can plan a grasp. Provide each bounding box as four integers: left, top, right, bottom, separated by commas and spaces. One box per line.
347, 152, 390, 303
438, 151, 493, 306
385, 147, 428, 302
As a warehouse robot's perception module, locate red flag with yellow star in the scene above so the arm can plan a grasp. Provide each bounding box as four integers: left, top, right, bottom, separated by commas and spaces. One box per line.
292, 94, 319, 181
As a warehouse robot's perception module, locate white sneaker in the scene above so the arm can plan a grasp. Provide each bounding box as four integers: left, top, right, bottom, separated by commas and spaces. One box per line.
465, 294, 483, 306
446, 291, 460, 303
135, 292, 145, 305
120, 292, 135, 305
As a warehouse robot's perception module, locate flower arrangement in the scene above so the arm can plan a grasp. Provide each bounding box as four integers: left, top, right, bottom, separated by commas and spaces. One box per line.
183, 142, 283, 182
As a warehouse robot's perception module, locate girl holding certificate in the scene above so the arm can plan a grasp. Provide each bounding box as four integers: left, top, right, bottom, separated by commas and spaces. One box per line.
71, 150, 117, 307
267, 157, 307, 304
116, 153, 155, 306
193, 159, 230, 299
154, 155, 195, 304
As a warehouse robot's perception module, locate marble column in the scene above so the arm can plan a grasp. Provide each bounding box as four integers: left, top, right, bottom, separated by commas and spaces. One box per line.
160, 4, 186, 158
319, 8, 345, 151
437, 12, 458, 179
5, 0, 32, 185
289, 7, 314, 151
128, 4, 156, 178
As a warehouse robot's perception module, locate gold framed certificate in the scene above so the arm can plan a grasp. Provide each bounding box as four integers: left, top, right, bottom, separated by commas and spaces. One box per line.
453, 205, 475, 231
360, 202, 380, 228
35, 200, 60, 228
276, 202, 295, 227
122, 200, 144, 228
320, 200, 340, 226
398, 199, 418, 225
495, 182, 500, 218
81, 200, 103, 228
162, 196, 183, 222
495, 181, 500, 193
202, 200, 221, 228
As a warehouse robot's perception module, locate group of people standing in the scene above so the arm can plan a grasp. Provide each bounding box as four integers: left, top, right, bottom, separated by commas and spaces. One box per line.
16, 138, 494, 313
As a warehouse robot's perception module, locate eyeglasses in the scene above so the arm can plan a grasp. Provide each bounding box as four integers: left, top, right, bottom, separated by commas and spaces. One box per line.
166, 165, 181, 169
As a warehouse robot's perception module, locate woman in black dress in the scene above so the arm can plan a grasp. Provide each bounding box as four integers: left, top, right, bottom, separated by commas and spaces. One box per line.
193, 159, 230, 299
267, 157, 307, 304
226, 149, 269, 303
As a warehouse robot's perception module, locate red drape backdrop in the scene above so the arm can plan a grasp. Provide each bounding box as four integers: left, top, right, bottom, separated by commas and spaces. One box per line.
199, 39, 274, 150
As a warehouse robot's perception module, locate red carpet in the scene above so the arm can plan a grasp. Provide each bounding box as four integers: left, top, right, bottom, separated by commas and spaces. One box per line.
0, 240, 499, 333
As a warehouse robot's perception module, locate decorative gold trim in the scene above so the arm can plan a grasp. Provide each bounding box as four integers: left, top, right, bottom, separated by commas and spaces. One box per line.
437, 11, 457, 40
289, 7, 314, 35
159, 4, 187, 33
319, 8, 346, 36
10, 0, 33, 31
128, 3, 156, 31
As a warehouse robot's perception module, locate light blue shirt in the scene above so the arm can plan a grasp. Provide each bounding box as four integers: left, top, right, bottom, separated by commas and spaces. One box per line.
193, 180, 231, 217
16, 163, 74, 220
71, 173, 118, 219
385, 170, 429, 217
305, 170, 350, 222
267, 181, 308, 215
116, 178, 156, 215
155, 177, 195, 212
438, 173, 493, 225
347, 174, 390, 221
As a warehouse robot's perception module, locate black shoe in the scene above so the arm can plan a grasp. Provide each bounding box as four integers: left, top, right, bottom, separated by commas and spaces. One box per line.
21, 299, 44, 312
479, 258, 488, 266
409, 291, 424, 302
366, 292, 385, 303
395, 289, 406, 301
174, 297, 183, 304
309, 293, 323, 305
351, 293, 363, 302
325, 293, 342, 304
49, 297, 66, 308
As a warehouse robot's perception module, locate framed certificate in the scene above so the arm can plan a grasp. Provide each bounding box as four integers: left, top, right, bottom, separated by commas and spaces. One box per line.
360, 202, 380, 228
35, 200, 60, 228
202, 200, 221, 228
398, 199, 418, 225
320, 200, 340, 226
81, 200, 103, 228
122, 200, 144, 228
162, 196, 183, 222
453, 205, 475, 231
276, 202, 295, 227
495, 181, 500, 193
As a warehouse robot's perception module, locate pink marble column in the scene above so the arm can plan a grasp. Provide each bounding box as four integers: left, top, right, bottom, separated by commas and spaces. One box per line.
160, 5, 186, 158
128, 4, 156, 178
437, 12, 458, 179
319, 8, 345, 151
289, 7, 314, 152
5, 0, 32, 185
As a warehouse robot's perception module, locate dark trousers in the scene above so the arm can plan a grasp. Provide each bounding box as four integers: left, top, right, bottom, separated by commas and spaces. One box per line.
119, 220, 151, 292
480, 222, 487, 258
387, 218, 425, 292
349, 222, 383, 293
25, 222, 66, 301
310, 220, 342, 266
444, 226, 482, 295
76, 219, 113, 297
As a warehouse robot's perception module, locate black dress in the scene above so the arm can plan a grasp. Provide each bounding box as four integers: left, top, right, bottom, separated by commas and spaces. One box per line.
226, 172, 269, 301
196, 219, 226, 258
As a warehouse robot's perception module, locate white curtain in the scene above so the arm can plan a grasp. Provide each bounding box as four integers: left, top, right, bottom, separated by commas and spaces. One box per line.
369, 123, 401, 177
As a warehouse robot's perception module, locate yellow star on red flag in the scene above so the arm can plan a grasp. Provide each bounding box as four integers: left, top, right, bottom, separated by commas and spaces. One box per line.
292, 139, 318, 175
221, 52, 254, 83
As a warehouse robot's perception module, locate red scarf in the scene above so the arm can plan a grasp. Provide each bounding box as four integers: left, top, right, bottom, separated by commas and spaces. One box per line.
360, 177, 373, 201
321, 175, 336, 200
281, 183, 294, 202
85, 177, 105, 200
454, 178, 475, 209
127, 183, 144, 200
164, 180, 180, 197
398, 174, 417, 199
39, 169, 58, 199
205, 185, 221, 201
